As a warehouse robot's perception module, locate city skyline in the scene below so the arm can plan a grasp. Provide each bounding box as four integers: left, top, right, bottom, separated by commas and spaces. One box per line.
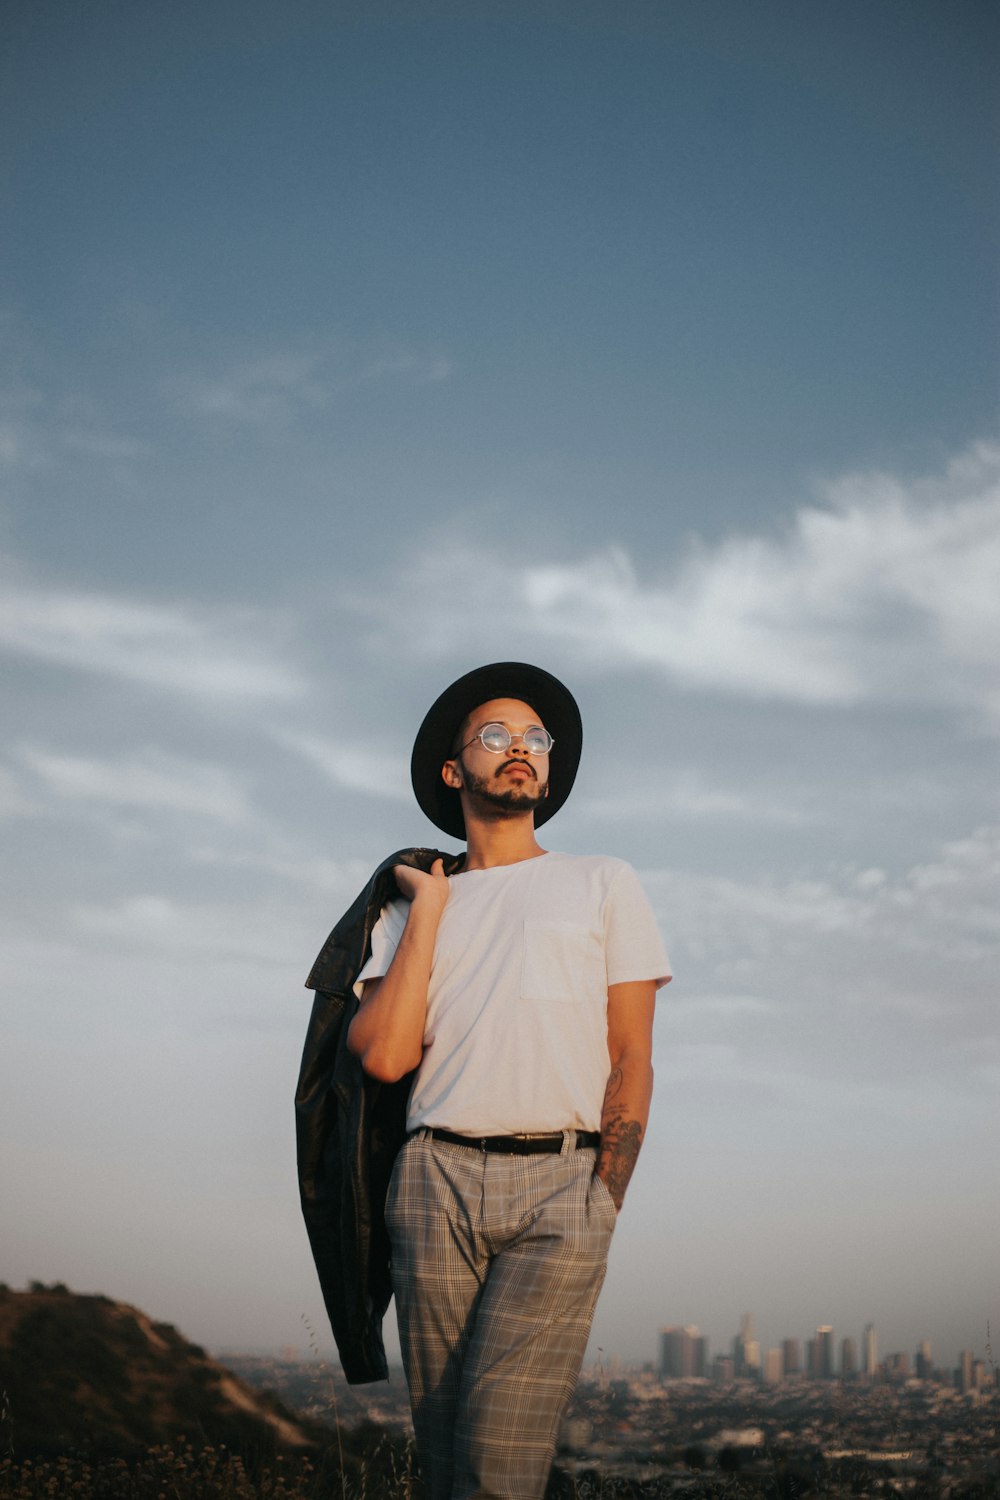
2, 1, 997, 1371
656, 1312, 993, 1386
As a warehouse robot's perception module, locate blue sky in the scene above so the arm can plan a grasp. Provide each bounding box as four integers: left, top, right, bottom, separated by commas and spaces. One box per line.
2, 1, 998, 1374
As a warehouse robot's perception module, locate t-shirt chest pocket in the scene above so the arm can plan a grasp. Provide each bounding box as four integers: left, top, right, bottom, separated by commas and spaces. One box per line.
521, 920, 603, 1004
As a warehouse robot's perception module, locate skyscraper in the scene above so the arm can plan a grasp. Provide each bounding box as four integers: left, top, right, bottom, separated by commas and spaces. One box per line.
863, 1323, 878, 1381
659, 1325, 705, 1380
840, 1337, 857, 1378
659, 1327, 681, 1378
732, 1313, 760, 1379
815, 1326, 835, 1379
781, 1338, 801, 1376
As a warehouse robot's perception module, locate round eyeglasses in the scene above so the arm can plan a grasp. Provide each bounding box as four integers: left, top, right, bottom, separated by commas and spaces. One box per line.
459, 722, 554, 756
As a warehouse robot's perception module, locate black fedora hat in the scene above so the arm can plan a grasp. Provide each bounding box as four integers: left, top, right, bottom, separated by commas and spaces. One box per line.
410, 661, 583, 840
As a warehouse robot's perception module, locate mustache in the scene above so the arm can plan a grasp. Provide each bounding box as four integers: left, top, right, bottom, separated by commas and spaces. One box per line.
496, 759, 537, 780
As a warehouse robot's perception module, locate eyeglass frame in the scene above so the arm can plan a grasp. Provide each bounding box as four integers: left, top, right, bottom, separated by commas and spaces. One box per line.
457, 721, 555, 756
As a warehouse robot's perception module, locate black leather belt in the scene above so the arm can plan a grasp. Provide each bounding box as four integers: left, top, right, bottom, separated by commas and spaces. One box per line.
421, 1128, 600, 1155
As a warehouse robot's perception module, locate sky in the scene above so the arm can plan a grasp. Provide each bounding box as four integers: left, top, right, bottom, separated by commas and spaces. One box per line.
2, 0, 998, 1379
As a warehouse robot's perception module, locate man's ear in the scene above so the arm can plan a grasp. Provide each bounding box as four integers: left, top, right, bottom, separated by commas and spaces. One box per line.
441, 758, 463, 790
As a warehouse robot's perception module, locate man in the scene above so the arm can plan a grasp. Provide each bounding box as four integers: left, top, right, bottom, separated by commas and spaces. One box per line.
346, 661, 671, 1500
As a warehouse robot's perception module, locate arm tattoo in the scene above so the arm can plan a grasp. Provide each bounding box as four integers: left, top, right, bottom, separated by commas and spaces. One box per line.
597, 1068, 644, 1212
603, 1066, 624, 1104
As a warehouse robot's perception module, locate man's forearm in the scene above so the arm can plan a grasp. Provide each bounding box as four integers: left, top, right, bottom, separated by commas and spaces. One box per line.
346, 893, 442, 1081
596, 1049, 654, 1211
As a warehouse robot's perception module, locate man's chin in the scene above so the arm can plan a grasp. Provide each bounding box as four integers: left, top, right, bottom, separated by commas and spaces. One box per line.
468, 786, 545, 819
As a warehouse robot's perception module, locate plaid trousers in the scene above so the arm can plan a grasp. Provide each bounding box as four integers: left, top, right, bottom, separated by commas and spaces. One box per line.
385, 1131, 617, 1500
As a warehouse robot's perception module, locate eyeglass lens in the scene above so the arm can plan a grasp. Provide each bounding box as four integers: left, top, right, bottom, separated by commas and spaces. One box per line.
478, 723, 552, 754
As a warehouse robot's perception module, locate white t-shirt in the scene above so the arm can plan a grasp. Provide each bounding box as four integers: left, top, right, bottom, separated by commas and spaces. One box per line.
354, 851, 671, 1135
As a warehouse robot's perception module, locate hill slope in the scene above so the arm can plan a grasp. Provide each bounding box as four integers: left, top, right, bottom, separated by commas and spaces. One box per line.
0, 1284, 330, 1458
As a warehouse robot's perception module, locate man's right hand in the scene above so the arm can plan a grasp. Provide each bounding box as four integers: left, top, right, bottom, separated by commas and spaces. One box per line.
394, 858, 450, 911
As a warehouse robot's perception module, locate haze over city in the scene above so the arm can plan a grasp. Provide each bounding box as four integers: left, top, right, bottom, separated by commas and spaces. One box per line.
2, 1, 997, 1377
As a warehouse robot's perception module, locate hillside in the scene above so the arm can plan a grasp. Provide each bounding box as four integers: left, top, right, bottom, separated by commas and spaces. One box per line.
0, 1283, 331, 1458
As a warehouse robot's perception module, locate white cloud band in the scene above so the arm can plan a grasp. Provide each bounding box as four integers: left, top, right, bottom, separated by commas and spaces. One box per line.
0, 569, 304, 702
392, 438, 1000, 724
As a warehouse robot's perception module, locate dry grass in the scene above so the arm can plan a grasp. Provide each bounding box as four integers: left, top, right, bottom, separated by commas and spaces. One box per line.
0, 1437, 426, 1500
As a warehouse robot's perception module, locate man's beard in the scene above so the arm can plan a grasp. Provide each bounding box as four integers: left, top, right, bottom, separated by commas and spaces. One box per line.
461, 764, 548, 820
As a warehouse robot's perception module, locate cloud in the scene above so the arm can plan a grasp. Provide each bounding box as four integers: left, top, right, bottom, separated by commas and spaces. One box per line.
645, 822, 999, 1028
635, 825, 1000, 1151
580, 773, 807, 825
171, 342, 451, 425
0, 383, 149, 470
0, 567, 305, 702
0, 390, 50, 471
188, 842, 373, 897
0, 765, 36, 819
270, 729, 411, 801
527, 442, 1000, 717
357, 352, 452, 385
666, 993, 776, 1019
384, 438, 1000, 724
0, 424, 20, 464
19, 747, 252, 824
67, 893, 290, 966
173, 353, 329, 423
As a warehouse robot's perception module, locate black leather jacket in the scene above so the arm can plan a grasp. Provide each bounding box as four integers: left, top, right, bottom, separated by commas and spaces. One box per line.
295, 846, 462, 1383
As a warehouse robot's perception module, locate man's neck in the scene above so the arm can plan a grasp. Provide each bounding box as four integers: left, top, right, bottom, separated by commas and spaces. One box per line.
460, 812, 548, 871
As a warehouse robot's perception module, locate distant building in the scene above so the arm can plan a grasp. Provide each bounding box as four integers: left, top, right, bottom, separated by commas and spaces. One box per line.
956, 1353, 991, 1393
712, 1355, 735, 1385
763, 1347, 783, 1385
732, 1313, 759, 1378
915, 1340, 933, 1380
659, 1325, 705, 1379
887, 1351, 910, 1381
840, 1337, 857, 1378
863, 1323, 878, 1380
782, 1338, 801, 1376
813, 1326, 835, 1379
